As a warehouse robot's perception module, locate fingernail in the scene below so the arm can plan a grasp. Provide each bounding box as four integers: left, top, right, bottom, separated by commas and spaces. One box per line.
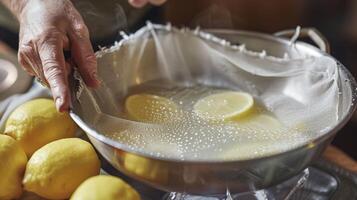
55, 97, 63, 112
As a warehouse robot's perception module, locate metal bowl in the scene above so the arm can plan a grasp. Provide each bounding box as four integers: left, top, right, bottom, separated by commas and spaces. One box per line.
70, 27, 357, 195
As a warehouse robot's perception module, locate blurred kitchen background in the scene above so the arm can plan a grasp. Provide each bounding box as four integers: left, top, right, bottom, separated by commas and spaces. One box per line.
1, 0, 356, 158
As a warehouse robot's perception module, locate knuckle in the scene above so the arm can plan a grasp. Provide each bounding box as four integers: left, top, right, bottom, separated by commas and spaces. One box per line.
73, 23, 89, 38
18, 43, 35, 66
36, 29, 63, 47
18, 42, 34, 55
84, 53, 97, 65
19, 29, 63, 57
43, 61, 65, 80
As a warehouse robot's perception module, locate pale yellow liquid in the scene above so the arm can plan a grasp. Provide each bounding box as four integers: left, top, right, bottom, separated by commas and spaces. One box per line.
103, 81, 308, 161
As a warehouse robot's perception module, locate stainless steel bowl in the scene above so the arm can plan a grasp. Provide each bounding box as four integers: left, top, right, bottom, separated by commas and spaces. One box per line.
70, 28, 357, 195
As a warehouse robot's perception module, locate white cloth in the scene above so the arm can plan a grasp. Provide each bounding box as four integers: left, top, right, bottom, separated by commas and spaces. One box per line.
68, 24, 349, 160
88, 24, 342, 133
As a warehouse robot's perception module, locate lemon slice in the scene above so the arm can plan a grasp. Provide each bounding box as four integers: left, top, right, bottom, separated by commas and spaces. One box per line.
193, 91, 254, 120
125, 94, 179, 123
237, 114, 282, 130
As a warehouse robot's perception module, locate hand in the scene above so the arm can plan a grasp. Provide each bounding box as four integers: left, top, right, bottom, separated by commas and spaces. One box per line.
17, 0, 99, 112
128, 0, 167, 8
9, 0, 166, 112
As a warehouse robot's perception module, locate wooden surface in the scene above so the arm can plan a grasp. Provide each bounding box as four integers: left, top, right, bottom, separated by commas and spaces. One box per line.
323, 145, 357, 173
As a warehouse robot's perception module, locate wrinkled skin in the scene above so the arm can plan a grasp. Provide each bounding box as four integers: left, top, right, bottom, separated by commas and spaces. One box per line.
1, 0, 166, 112
17, 0, 99, 112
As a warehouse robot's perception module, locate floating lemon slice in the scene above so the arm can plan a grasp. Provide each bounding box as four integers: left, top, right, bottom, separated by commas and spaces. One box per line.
237, 114, 282, 131
222, 115, 283, 160
125, 94, 179, 123
193, 91, 254, 120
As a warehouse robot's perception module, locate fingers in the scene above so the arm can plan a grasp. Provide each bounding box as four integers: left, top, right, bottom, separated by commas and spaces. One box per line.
128, 0, 166, 8
18, 32, 71, 112
69, 21, 100, 88
18, 42, 41, 77
38, 39, 70, 112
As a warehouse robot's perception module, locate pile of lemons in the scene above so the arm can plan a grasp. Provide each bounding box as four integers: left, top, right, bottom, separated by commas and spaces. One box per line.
0, 98, 140, 200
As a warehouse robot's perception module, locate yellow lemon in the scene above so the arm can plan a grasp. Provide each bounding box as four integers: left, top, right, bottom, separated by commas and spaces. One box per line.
4, 98, 77, 156
125, 94, 179, 123
122, 152, 168, 184
194, 91, 254, 121
70, 175, 141, 200
23, 138, 100, 199
0, 134, 27, 200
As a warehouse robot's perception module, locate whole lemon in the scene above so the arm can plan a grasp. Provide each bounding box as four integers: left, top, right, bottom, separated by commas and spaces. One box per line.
71, 175, 141, 200
23, 138, 100, 199
122, 153, 168, 184
0, 134, 27, 200
4, 98, 77, 156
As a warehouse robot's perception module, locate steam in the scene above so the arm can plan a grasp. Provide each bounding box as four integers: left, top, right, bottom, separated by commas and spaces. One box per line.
73, 1, 128, 40
191, 5, 234, 29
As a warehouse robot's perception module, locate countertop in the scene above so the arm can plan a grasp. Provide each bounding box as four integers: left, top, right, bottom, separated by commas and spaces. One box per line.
323, 145, 357, 173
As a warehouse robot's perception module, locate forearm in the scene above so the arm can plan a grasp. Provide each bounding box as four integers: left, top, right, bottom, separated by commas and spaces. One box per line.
1, 0, 27, 19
